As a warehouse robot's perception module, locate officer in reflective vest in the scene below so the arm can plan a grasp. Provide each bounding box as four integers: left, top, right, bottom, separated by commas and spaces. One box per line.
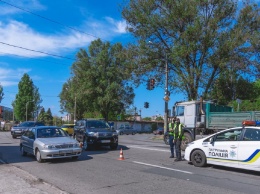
174, 118, 184, 161
168, 117, 176, 158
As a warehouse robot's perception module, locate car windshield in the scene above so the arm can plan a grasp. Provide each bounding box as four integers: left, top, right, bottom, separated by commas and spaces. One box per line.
19, 122, 44, 127
19, 122, 35, 127
37, 128, 67, 138
87, 120, 109, 129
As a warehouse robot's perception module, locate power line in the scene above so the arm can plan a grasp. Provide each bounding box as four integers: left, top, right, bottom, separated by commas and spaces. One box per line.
0, 0, 103, 41
0, 51, 71, 66
0, 41, 75, 60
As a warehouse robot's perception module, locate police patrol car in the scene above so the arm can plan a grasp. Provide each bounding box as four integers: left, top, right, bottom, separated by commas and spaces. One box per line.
184, 126, 260, 172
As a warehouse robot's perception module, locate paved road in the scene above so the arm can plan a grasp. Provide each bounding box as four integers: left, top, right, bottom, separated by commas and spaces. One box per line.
1, 132, 260, 194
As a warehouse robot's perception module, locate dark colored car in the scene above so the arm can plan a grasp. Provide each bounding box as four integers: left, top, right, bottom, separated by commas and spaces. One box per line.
11, 121, 45, 139
153, 128, 164, 135
74, 119, 118, 150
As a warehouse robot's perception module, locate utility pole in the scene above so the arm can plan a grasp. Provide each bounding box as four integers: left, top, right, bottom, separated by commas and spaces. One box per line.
164, 53, 169, 134
74, 96, 76, 123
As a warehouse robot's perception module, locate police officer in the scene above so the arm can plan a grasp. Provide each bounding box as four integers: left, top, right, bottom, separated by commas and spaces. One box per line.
174, 118, 184, 161
168, 117, 176, 158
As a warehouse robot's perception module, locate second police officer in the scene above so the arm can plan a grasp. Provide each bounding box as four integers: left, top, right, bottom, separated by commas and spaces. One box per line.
174, 118, 184, 161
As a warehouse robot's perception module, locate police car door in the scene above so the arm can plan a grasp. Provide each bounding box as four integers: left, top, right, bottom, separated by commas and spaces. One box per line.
237, 127, 260, 170
207, 128, 242, 168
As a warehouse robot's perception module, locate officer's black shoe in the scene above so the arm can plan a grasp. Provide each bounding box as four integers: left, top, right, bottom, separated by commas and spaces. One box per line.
169, 155, 174, 158
174, 158, 181, 162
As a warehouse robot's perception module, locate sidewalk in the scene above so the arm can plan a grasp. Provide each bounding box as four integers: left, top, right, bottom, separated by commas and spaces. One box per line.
0, 161, 68, 194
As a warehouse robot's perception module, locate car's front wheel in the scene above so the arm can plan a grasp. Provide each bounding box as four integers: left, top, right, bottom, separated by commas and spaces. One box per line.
72, 156, 78, 160
12, 135, 16, 139
110, 143, 118, 150
20, 145, 27, 156
191, 150, 206, 167
36, 149, 43, 163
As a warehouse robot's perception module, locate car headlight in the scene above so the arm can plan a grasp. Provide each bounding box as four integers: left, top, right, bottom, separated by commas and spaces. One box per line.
73, 143, 80, 148
88, 132, 98, 137
43, 144, 56, 149
112, 132, 118, 136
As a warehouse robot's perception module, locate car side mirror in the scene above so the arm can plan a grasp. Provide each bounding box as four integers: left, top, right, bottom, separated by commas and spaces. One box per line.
210, 137, 215, 145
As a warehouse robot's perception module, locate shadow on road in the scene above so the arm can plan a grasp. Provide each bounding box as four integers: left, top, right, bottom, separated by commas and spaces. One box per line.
0, 143, 130, 164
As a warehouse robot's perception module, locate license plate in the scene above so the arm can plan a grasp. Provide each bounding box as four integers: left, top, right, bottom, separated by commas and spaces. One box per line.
59, 150, 72, 154
101, 140, 110, 143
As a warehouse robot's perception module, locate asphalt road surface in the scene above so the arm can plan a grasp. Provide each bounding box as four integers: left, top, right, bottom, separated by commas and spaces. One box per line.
0, 132, 260, 194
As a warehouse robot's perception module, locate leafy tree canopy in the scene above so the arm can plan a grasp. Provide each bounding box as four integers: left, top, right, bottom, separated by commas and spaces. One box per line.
121, 0, 259, 101
60, 39, 135, 121
13, 73, 42, 121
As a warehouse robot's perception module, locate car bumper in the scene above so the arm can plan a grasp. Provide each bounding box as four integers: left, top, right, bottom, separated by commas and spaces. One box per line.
40, 148, 82, 159
184, 145, 192, 161
88, 136, 118, 146
11, 131, 23, 136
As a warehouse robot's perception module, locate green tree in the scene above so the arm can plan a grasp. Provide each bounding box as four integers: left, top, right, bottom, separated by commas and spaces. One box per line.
121, 0, 259, 101
60, 39, 135, 121
38, 108, 45, 123
142, 117, 151, 121
0, 83, 4, 103
45, 108, 53, 126
13, 73, 42, 121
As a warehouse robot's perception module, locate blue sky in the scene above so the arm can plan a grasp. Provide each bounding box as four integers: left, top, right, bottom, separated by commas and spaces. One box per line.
0, 0, 187, 118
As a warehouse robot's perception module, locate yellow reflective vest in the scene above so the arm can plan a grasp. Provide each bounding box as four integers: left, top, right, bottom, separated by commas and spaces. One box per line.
168, 122, 176, 136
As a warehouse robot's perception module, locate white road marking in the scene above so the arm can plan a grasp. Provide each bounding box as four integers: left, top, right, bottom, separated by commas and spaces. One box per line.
127, 145, 170, 152
133, 161, 193, 174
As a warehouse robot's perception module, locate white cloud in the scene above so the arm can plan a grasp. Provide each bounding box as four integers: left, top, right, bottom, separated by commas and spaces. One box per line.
0, 20, 95, 58
0, 67, 31, 86
105, 17, 127, 33
0, 0, 46, 16
0, 16, 128, 58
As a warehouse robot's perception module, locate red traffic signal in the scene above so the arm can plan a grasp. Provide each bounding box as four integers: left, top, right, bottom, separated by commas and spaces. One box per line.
150, 78, 155, 90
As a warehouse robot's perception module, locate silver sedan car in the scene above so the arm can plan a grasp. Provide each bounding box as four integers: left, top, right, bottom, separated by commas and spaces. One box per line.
20, 126, 82, 163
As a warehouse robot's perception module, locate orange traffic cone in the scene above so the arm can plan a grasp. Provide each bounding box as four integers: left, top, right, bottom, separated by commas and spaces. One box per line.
118, 148, 125, 160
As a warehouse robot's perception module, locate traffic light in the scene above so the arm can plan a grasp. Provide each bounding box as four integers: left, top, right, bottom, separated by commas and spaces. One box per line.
146, 79, 151, 90
150, 78, 155, 90
144, 102, 149, 108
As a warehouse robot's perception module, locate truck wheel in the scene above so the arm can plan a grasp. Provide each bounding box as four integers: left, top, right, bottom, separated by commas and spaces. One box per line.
164, 135, 169, 145
191, 150, 206, 167
181, 132, 193, 151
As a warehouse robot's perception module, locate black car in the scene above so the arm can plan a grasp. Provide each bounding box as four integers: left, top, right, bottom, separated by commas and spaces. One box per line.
74, 119, 118, 150
11, 121, 45, 138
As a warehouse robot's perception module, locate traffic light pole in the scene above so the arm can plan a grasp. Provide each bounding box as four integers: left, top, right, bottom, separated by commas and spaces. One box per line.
164, 54, 169, 134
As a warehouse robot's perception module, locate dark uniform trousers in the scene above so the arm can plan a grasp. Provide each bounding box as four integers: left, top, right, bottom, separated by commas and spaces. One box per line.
175, 138, 182, 160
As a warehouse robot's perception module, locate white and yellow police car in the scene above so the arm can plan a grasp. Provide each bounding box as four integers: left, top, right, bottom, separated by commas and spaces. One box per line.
184, 126, 260, 172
